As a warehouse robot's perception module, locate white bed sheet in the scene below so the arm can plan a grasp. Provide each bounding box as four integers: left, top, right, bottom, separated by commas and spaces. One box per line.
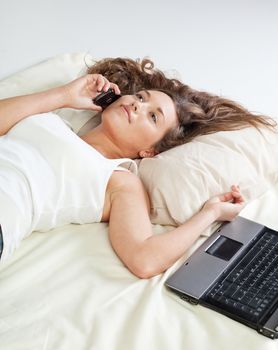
0, 184, 278, 350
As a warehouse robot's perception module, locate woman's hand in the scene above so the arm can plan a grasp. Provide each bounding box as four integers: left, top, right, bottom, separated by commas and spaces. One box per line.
202, 185, 245, 222
0, 74, 121, 136
62, 74, 121, 111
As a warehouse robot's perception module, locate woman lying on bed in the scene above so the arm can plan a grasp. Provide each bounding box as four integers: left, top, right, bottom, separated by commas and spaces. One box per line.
0, 58, 275, 278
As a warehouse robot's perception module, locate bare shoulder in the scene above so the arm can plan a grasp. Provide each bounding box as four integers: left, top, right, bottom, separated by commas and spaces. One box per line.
108, 170, 145, 194
101, 170, 150, 222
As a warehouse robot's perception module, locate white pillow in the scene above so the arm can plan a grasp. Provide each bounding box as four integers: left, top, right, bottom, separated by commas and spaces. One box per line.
0, 52, 98, 134
1, 53, 277, 228
138, 126, 278, 226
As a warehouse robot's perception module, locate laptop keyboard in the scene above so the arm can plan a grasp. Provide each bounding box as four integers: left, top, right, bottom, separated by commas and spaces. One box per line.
205, 231, 278, 323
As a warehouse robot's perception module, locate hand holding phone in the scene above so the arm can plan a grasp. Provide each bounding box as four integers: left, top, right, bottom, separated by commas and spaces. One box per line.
93, 89, 121, 110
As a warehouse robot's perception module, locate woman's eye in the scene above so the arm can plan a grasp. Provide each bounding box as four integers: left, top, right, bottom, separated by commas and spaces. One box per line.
136, 93, 143, 102
151, 113, 157, 123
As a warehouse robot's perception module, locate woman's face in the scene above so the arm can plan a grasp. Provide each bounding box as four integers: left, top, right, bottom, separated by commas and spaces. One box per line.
101, 90, 179, 158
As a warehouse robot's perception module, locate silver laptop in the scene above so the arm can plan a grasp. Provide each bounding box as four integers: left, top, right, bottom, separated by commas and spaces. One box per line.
165, 216, 278, 339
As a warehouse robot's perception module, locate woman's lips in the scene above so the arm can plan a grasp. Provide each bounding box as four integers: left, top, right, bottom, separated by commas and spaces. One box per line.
122, 105, 131, 122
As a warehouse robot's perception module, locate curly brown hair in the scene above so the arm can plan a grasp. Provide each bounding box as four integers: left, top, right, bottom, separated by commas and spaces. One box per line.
152, 85, 277, 153
88, 57, 182, 94
88, 57, 277, 153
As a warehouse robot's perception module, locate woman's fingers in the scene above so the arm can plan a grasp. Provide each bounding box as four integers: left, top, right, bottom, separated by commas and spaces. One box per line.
95, 75, 109, 92
96, 76, 120, 93
231, 191, 245, 204
229, 185, 244, 203
110, 82, 121, 95
219, 190, 244, 204
231, 184, 240, 192
87, 74, 121, 95
219, 192, 234, 202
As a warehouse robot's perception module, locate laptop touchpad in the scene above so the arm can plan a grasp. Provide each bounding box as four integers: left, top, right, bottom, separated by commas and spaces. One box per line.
206, 236, 243, 261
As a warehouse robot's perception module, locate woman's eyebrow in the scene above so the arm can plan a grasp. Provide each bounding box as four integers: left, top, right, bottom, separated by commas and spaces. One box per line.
142, 90, 165, 120
143, 90, 151, 98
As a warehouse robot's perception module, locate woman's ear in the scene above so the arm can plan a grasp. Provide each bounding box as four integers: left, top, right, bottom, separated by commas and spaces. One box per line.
138, 148, 157, 158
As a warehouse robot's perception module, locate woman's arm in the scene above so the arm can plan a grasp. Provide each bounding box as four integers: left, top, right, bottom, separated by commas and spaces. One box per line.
108, 172, 245, 279
0, 87, 66, 136
0, 74, 120, 136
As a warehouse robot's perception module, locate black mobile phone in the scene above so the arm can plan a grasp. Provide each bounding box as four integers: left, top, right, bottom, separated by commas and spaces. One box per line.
93, 89, 121, 109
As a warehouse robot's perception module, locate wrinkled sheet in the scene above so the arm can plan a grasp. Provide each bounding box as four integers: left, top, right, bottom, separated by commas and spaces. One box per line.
1, 184, 278, 350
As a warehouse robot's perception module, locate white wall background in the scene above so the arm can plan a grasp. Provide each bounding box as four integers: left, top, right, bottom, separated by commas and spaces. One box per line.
0, 0, 277, 117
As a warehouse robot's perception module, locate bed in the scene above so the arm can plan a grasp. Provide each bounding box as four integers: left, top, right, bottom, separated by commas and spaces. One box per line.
0, 53, 277, 350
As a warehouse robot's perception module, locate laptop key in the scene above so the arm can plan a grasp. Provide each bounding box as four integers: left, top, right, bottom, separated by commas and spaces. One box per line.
248, 297, 263, 308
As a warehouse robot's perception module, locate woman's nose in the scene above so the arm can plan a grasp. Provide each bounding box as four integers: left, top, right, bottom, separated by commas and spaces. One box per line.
132, 101, 138, 112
